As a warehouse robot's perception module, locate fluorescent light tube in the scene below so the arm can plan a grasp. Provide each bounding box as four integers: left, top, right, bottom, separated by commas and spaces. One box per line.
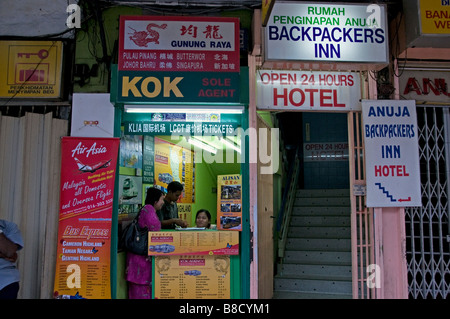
220, 137, 241, 153
187, 137, 218, 154
124, 105, 244, 114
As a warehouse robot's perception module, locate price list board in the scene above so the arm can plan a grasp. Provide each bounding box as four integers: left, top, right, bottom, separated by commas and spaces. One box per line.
154, 255, 230, 299
148, 230, 239, 255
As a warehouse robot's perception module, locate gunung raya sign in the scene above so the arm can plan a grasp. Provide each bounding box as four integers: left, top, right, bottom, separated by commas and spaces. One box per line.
119, 16, 240, 73
362, 100, 421, 207
265, 2, 388, 65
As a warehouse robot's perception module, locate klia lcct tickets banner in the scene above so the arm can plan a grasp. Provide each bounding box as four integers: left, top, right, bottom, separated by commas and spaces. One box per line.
53, 137, 119, 299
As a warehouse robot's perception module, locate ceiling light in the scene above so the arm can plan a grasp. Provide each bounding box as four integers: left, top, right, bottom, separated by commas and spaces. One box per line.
124, 105, 244, 114
187, 137, 218, 154
220, 137, 241, 153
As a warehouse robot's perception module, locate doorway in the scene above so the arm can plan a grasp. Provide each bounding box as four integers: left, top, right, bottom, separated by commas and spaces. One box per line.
273, 112, 353, 298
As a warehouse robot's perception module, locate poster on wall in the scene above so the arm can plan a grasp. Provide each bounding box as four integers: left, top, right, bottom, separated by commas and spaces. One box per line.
362, 100, 421, 207
217, 174, 242, 231
53, 137, 120, 299
119, 128, 143, 169
154, 255, 230, 299
154, 137, 194, 203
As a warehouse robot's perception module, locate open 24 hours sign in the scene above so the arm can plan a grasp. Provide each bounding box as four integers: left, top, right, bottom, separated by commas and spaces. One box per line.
257, 70, 361, 111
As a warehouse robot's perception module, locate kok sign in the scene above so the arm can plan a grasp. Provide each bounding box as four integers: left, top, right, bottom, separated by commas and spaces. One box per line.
362, 100, 421, 207
256, 70, 361, 111
265, 2, 388, 64
119, 15, 240, 73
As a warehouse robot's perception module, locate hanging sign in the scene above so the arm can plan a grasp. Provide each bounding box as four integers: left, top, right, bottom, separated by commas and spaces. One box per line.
0, 40, 63, 98
53, 137, 120, 299
303, 142, 349, 162
119, 16, 240, 73
256, 70, 361, 110
265, 2, 388, 65
362, 100, 421, 207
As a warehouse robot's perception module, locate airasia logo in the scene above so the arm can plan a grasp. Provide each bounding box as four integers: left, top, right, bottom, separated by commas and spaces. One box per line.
71, 142, 107, 158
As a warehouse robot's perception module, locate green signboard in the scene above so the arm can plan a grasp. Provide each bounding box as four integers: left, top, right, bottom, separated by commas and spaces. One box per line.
117, 71, 240, 104
124, 121, 240, 136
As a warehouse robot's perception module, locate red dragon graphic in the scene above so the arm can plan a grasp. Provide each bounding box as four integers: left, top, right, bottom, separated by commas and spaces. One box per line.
128, 23, 167, 47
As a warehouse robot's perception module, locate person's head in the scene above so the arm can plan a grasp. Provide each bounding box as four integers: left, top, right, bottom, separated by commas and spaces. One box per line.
145, 187, 165, 210
165, 181, 183, 203
195, 209, 211, 228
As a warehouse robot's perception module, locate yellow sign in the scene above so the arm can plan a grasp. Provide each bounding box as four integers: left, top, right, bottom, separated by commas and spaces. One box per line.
154, 137, 194, 204
0, 41, 63, 98
420, 0, 450, 34
154, 255, 230, 299
148, 230, 239, 255
262, 0, 275, 26
217, 174, 242, 231
177, 203, 192, 227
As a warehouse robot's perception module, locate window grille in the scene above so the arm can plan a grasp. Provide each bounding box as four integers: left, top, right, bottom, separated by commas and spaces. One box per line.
405, 106, 450, 299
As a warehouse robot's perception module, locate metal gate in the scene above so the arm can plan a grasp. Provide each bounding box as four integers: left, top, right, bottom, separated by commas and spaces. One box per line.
348, 111, 378, 298
405, 106, 450, 299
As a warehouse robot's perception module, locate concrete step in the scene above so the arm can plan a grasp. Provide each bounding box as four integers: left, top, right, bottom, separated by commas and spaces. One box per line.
286, 238, 351, 252
294, 196, 350, 207
292, 206, 350, 216
296, 189, 350, 198
282, 250, 352, 266
274, 276, 352, 295
288, 226, 351, 239
273, 290, 352, 299
278, 263, 352, 281
290, 215, 351, 227
274, 189, 353, 299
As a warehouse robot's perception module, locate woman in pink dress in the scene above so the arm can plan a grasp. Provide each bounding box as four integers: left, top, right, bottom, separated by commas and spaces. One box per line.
125, 187, 164, 299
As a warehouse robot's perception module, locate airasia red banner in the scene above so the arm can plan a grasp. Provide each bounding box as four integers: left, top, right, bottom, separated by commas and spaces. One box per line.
53, 137, 119, 299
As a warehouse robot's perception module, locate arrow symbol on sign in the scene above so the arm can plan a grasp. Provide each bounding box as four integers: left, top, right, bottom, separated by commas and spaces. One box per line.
398, 197, 411, 202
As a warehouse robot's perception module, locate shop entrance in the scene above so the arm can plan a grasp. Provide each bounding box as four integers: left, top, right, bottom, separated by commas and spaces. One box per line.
274, 111, 353, 298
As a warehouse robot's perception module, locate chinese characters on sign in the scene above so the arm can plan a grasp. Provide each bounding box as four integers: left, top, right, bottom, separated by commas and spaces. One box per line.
119, 16, 240, 72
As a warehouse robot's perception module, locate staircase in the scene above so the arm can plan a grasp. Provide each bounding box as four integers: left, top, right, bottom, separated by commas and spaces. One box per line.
273, 189, 353, 299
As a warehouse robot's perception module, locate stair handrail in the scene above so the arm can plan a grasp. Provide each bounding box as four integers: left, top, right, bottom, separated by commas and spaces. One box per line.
277, 147, 301, 260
